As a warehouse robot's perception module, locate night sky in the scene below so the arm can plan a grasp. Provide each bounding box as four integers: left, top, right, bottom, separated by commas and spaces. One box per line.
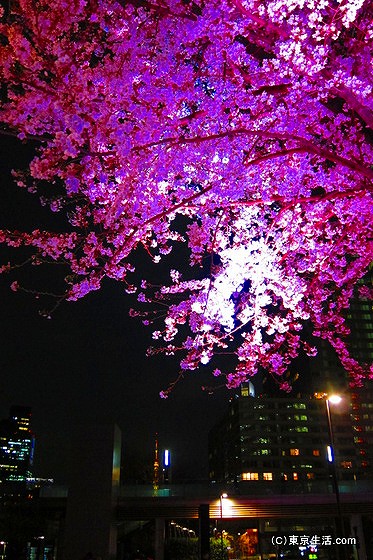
0, 134, 231, 484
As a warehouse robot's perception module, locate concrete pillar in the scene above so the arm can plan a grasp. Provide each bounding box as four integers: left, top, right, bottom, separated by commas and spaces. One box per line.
154, 518, 165, 560
199, 504, 210, 560
63, 423, 121, 560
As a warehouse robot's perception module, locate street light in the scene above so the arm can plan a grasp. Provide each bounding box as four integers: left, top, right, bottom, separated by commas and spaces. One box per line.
220, 493, 228, 560
324, 394, 346, 560
325, 394, 342, 492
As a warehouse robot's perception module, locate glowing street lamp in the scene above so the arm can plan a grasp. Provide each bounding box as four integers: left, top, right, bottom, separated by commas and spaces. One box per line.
325, 395, 342, 471
324, 394, 346, 560
220, 493, 228, 560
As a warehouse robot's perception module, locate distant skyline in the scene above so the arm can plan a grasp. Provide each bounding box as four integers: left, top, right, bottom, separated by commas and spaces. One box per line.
0, 265, 233, 484
0, 275, 232, 483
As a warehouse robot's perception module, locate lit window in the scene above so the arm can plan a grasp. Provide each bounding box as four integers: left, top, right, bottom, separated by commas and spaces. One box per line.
312, 450, 320, 456
306, 473, 315, 480
293, 472, 298, 480
294, 415, 308, 421
263, 472, 273, 481
295, 427, 308, 432
290, 449, 300, 456
241, 472, 259, 481
340, 461, 352, 469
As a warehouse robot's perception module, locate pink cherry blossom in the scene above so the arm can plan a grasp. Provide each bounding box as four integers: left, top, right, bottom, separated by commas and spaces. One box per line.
0, 0, 372, 393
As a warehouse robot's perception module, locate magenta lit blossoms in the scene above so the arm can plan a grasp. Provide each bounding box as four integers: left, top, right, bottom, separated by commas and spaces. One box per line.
1, 0, 373, 393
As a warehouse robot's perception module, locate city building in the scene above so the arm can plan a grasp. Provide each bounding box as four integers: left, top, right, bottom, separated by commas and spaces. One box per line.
209, 270, 373, 493
309, 272, 373, 393
0, 405, 35, 491
349, 384, 373, 482
208, 384, 373, 493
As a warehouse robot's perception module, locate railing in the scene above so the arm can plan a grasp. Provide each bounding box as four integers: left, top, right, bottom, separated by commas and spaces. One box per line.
117, 479, 373, 499
39, 479, 373, 500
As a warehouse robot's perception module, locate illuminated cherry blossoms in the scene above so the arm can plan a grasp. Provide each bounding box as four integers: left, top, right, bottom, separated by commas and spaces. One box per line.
1, 0, 373, 393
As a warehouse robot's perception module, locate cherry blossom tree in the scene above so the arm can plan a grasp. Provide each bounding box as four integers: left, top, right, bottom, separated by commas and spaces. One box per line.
1, 0, 373, 394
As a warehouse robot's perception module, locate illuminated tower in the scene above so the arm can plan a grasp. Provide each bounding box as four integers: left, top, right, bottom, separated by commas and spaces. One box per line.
153, 433, 160, 492
0, 406, 34, 489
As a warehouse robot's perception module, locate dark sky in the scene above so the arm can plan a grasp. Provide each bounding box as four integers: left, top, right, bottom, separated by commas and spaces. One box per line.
0, 134, 231, 484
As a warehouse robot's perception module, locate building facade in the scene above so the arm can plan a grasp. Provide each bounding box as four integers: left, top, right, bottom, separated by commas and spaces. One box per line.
309, 271, 373, 394
0, 405, 34, 491
208, 385, 373, 493
209, 270, 373, 493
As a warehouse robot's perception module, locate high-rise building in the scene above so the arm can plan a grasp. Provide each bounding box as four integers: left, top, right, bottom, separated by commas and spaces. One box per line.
349, 384, 373, 481
309, 272, 373, 393
208, 384, 373, 493
209, 269, 373, 492
0, 405, 35, 489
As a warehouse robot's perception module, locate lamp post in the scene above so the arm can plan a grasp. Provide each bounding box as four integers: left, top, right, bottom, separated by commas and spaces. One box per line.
220, 493, 227, 560
325, 395, 346, 560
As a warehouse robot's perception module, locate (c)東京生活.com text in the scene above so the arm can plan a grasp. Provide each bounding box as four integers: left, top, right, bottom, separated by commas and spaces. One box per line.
271, 535, 357, 546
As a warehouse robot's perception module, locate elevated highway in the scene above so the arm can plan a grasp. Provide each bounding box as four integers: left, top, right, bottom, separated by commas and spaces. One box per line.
38, 483, 372, 560
115, 487, 373, 520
